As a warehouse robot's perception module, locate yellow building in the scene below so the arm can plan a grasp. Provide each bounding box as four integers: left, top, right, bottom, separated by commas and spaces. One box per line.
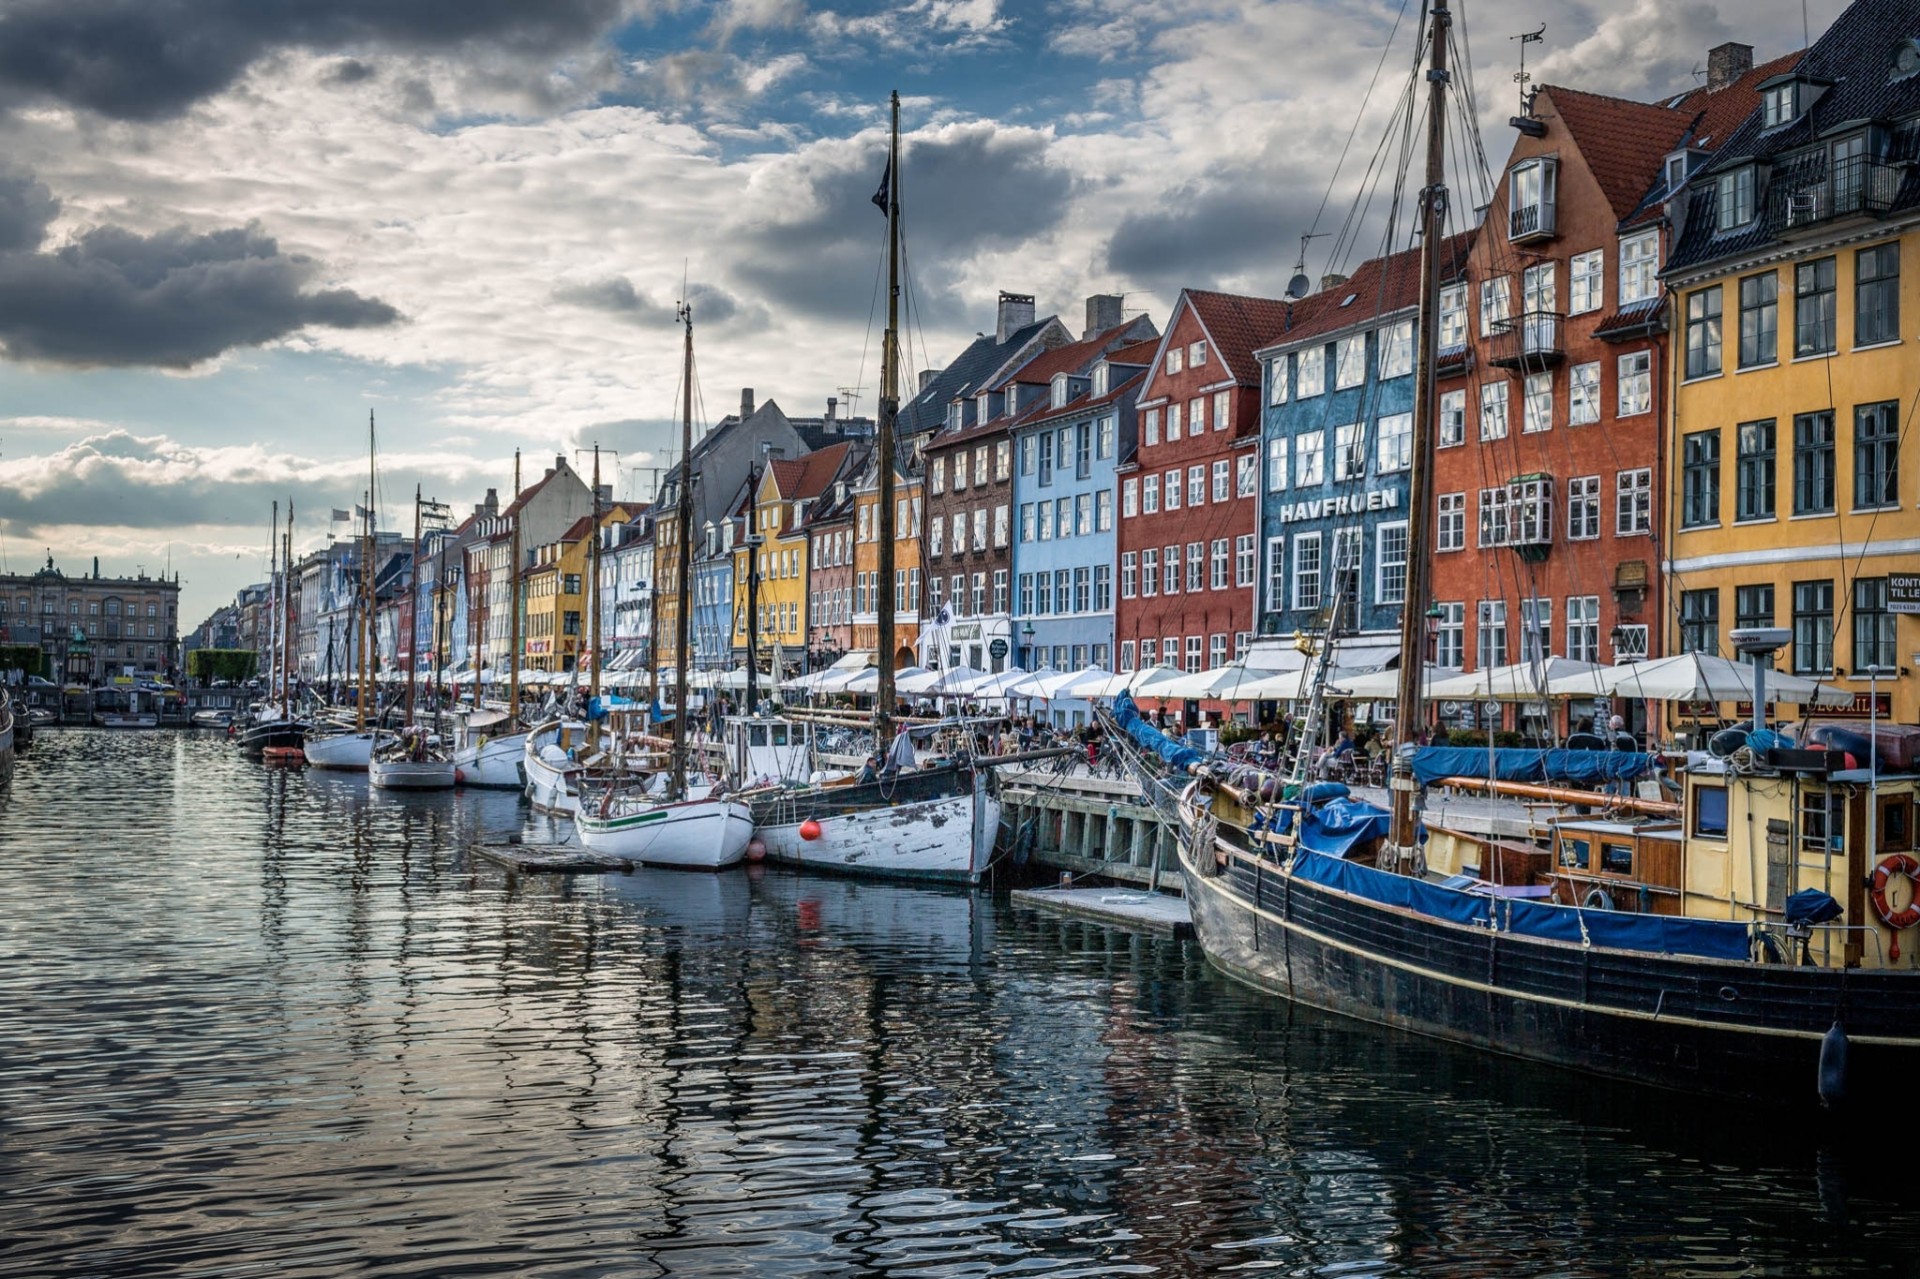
852, 455, 923, 670
1665, 43, 1919, 724
730, 444, 854, 677
524, 506, 631, 673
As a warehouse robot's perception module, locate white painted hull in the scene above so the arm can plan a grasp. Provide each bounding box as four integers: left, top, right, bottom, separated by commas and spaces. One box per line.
368, 757, 457, 790
454, 732, 527, 788
757, 777, 1000, 884
94, 713, 158, 729
576, 796, 755, 870
305, 731, 375, 771
523, 733, 580, 816
0, 705, 14, 787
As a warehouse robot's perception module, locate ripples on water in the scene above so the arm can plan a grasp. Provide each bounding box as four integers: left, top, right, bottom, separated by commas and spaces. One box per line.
3, 731, 1917, 1277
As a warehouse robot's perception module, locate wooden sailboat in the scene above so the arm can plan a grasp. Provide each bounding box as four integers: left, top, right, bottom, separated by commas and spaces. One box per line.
454, 452, 534, 788
238, 501, 311, 758
575, 310, 753, 869
370, 485, 456, 790
308, 413, 383, 770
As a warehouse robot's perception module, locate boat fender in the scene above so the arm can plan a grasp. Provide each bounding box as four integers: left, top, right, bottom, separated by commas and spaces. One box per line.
1582, 887, 1616, 912
799, 818, 823, 842
1818, 1020, 1849, 1109
1869, 853, 1920, 960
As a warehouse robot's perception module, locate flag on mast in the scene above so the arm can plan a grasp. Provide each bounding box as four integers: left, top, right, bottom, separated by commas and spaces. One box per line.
871, 159, 890, 215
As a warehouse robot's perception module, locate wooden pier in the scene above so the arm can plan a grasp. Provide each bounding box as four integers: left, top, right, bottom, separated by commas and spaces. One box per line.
995, 767, 1182, 891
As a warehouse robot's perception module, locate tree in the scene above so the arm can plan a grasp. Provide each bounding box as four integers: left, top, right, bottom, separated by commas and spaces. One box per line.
187, 649, 259, 684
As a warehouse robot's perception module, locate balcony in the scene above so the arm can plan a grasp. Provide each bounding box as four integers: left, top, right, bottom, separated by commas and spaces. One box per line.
1772, 155, 1901, 232
1507, 200, 1556, 242
1486, 311, 1565, 370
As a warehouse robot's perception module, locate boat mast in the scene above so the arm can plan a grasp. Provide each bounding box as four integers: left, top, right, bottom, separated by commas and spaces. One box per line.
268, 500, 279, 704
1388, 1, 1452, 857
588, 444, 603, 749
282, 501, 295, 714
359, 412, 374, 731
407, 484, 421, 727
671, 301, 696, 799
875, 88, 901, 740
745, 455, 760, 717
509, 450, 523, 725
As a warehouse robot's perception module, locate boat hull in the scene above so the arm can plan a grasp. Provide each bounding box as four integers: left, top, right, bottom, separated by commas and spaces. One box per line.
751, 768, 999, 884
94, 713, 159, 728
368, 758, 456, 790
576, 797, 755, 870
454, 732, 526, 788
305, 731, 375, 771
1174, 800, 1920, 1109
0, 699, 14, 787
238, 718, 310, 758
523, 722, 582, 816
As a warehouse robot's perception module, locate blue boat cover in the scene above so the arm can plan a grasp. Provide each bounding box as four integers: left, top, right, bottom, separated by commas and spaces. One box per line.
1289, 850, 1752, 961
1411, 746, 1655, 786
1113, 691, 1206, 773
586, 694, 637, 721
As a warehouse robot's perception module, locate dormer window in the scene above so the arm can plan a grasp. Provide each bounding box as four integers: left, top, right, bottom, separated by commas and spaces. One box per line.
1051, 372, 1070, 408
1715, 166, 1756, 231
1665, 153, 1688, 193
976, 391, 990, 422
1091, 362, 1108, 397
1508, 156, 1557, 242
946, 401, 961, 431
1762, 82, 1797, 129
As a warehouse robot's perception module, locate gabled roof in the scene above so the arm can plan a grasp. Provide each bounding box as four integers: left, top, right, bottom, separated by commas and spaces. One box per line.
1253, 231, 1476, 355
927, 317, 1158, 450
1616, 51, 1805, 229
785, 441, 854, 502
1178, 290, 1302, 384
1541, 85, 1697, 220
1014, 367, 1150, 432
1105, 336, 1160, 367
897, 315, 1067, 436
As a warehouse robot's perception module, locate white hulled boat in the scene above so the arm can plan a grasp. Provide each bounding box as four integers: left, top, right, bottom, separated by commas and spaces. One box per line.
452, 708, 526, 788
523, 718, 584, 815
369, 726, 455, 790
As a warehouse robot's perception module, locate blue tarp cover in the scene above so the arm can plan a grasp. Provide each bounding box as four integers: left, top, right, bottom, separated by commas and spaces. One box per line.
1113, 691, 1205, 773
1289, 850, 1752, 961
1411, 746, 1655, 786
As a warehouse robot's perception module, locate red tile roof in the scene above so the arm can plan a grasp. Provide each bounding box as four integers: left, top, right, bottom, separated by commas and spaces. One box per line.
1540, 85, 1696, 220
787, 441, 854, 501
1000, 320, 1138, 389
1181, 290, 1298, 384
1251, 230, 1476, 349
1663, 50, 1803, 150
1106, 337, 1160, 366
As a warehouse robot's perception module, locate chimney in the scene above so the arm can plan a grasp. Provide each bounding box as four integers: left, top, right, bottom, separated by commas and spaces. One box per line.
918, 369, 937, 392
996, 290, 1036, 342
826, 395, 838, 421
740, 388, 755, 419
1707, 42, 1752, 92
1319, 272, 1348, 292
1083, 294, 1124, 339
481, 487, 498, 516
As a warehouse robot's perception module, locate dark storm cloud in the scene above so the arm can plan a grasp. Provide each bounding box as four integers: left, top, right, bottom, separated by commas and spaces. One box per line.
554, 277, 743, 327
0, 163, 59, 252
0, 0, 630, 120
0, 221, 399, 369
1106, 179, 1323, 293
732, 123, 1073, 326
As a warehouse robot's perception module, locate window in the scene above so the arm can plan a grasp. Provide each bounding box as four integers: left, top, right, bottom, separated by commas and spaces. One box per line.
1477, 600, 1508, 669
1736, 583, 1774, 633
1682, 429, 1721, 528
1020, 434, 1036, 475
1189, 340, 1207, 367
1793, 410, 1835, 515
1568, 475, 1601, 540
1734, 419, 1776, 521
1378, 320, 1413, 378
1143, 474, 1159, 513
1715, 167, 1755, 230
1075, 423, 1093, 479
1187, 542, 1204, 592
974, 444, 990, 486
1855, 400, 1899, 509
1120, 640, 1136, 672
1139, 638, 1156, 667
1166, 346, 1183, 375
1163, 545, 1180, 595
1264, 538, 1286, 613
1794, 257, 1836, 357
1569, 250, 1603, 314
1122, 478, 1138, 518
1144, 408, 1161, 447
1433, 602, 1465, 667
1377, 411, 1412, 472
993, 569, 1009, 614
953, 452, 968, 490
1619, 230, 1659, 305
972, 572, 986, 616
1213, 390, 1232, 432
1439, 389, 1465, 447
1034, 503, 1050, 542
1333, 423, 1365, 480
1167, 402, 1182, 441
1212, 459, 1230, 502
1438, 492, 1466, 551
1335, 334, 1366, 389
973, 508, 988, 550
1056, 499, 1073, 540
1185, 636, 1203, 673
1164, 468, 1181, 511
1478, 486, 1513, 547
1514, 476, 1553, 546
1293, 534, 1321, 611
1121, 553, 1137, 598
1680, 588, 1719, 654
1567, 595, 1600, 663
1210, 539, 1229, 590
1857, 244, 1901, 347
1509, 156, 1556, 238
1188, 465, 1205, 507
1235, 534, 1255, 588
1142, 548, 1158, 596
1377, 522, 1408, 605
1075, 566, 1091, 612
1076, 493, 1093, 536
1439, 284, 1467, 348
931, 456, 946, 494
1209, 633, 1227, 669
1269, 356, 1290, 404
1762, 82, 1797, 128
1037, 432, 1053, 485
1479, 381, 1508, 440
1480, 276, 1511, 333
1523, 371, 1553, 434
930, 518, 945, 558
1855, 578, 1897, 673
1017, 573, 1033, 614
1568, 362, 1600, 425
1685, 286, 1722, 378
1616, 469, 1652, 535
995, 439, 1011, 481
1792, 579, 1834, 674
1236, 454, 1256, 498
1617, 351, 1651, 417
1519, 597, 1553, 661
1296, 431, 1324, 485
1297, 346, 1325, 397
1098, 416, 1115, 459
1738, 272, 1778, 368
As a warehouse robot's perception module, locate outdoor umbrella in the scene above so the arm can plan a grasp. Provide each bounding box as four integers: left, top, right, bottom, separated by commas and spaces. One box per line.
1426, 656, 1605, 701
1544, 651, 1853, 706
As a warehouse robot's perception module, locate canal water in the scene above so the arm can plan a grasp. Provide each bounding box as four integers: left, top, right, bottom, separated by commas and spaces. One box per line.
4, 730, 1917, 1278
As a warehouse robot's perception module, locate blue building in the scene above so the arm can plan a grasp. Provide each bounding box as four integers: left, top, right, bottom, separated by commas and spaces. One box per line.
1254, 236, 1473, 674
1009, 333, 1159, 693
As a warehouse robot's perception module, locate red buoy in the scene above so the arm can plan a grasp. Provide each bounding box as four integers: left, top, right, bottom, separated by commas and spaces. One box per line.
799, 818, 823, 842
746, 838, 767, 862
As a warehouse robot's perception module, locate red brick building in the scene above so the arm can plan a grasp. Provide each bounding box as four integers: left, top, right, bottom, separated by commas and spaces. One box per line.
1116, 289, 1290, 683
1428, 47, 1789, 736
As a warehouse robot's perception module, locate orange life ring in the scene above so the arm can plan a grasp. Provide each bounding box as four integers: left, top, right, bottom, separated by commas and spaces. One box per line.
1870, 852, 1920, 960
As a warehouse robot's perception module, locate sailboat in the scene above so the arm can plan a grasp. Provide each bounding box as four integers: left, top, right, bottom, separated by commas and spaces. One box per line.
237, 501, 311, 758
723, 92, 1001, 885
0, 687, 16, 787
453, 452, 533, 789
308, 412, 383, 771
575, 312, 754, 869
1146, 1, 1920, 1110
370, 485, 457, 790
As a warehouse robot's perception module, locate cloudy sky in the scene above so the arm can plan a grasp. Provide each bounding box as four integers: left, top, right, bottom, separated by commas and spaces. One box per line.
0, 0, 1831, 624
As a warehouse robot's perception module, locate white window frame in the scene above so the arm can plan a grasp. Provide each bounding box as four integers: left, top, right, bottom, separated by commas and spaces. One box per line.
1378, 319, 1414, 378
1269, 355, 1290, 405
1296, 430, 1324, 485
1266, 438, 1288, 491
1479, 381, 1509, 441
1620, 230, 1660, 306
1568, 475, 1601, 541
1439, 389, 1465, 448
1377, 411, 1412, 473
1569, 362, 1601, 425
1292, 532, 1321, 612
1569, 249, 1604, 315
1297, 346, 1325, 398
1333, 423, 1364, 481
1376, 521, 1409, 605
1437, 492, 1465, 552
1616, 468, 1652, 536
1523, 370, 1553, 434
1334, 334, 1366, 389
1617, 350, 1651, 417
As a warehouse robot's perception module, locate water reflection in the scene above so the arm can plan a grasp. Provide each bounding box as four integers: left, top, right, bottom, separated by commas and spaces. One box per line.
0, 730, 1915, 1278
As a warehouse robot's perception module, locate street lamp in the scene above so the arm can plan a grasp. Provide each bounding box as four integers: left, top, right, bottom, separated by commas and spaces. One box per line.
1021, 620, 1035, 667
